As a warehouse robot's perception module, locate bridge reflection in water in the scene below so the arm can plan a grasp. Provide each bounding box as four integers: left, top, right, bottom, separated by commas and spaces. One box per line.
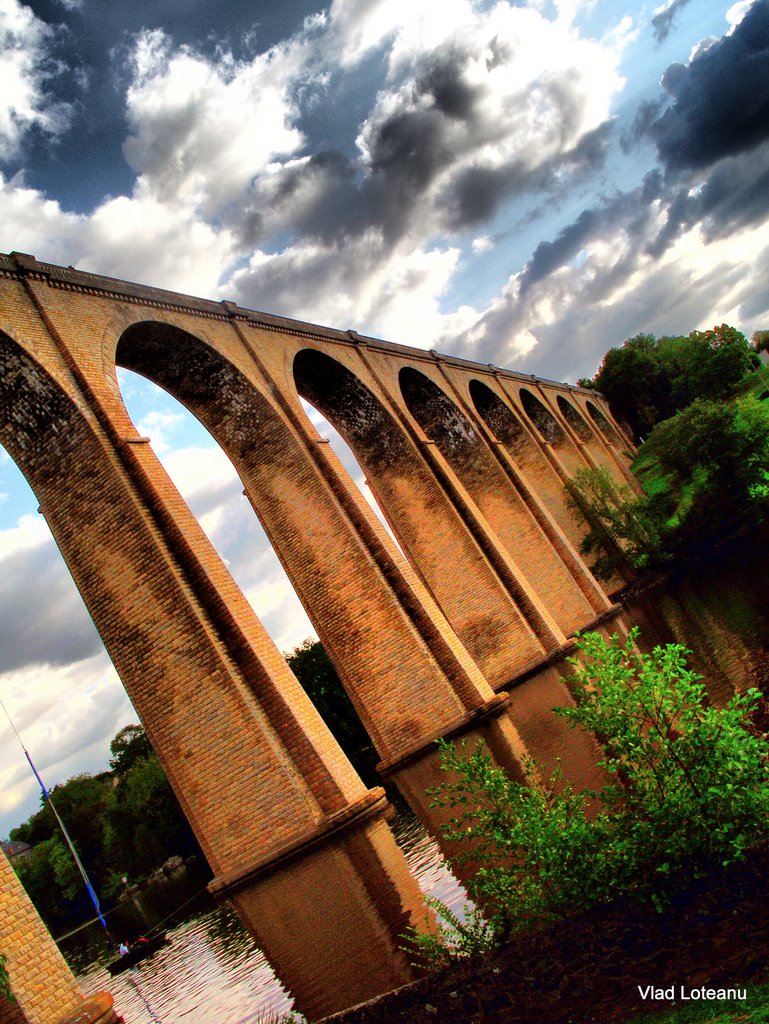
75, 804, 465, 1024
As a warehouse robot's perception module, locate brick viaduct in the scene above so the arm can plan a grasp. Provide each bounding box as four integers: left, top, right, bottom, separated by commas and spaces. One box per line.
0, 251, 632, 1022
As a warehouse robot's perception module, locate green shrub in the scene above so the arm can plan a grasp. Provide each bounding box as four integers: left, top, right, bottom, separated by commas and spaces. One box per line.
423, 630, 769, 960
566, 396, 769, 577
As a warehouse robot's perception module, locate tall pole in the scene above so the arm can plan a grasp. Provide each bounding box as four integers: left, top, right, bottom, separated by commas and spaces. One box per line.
0, 696, 109, 931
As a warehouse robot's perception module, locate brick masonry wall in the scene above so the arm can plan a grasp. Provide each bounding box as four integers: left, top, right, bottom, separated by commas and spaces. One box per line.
0, 253, 625, 865
0, 850, 82, 1024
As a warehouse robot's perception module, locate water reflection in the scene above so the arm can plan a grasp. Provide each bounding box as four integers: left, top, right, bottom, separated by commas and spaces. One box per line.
228, 815, 432, 1020
76, 803, 467, 1024
623, 546, 769, 705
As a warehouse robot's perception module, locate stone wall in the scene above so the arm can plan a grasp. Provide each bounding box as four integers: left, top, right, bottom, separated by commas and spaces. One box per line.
0, 850, 82, 1024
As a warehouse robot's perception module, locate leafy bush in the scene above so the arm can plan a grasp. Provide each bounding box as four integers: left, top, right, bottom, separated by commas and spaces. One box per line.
424, 630, 769, 957
565, 466, 668, 578
566, 396, 769, 577
406, 897, 499, 969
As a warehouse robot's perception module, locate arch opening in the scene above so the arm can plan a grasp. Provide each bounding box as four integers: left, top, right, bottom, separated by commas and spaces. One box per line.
399, 367, 482, 470
0, 332, 171, 849
519, 388, 565, 445
292, 348, 411, 548
396, 368, 595, 636
556, 395, 591, 442
116, 365, 315, 651
469, 379, 537, 461
293, 350, 553, 681
115, 326, 374, 760
586, 399, 625, 449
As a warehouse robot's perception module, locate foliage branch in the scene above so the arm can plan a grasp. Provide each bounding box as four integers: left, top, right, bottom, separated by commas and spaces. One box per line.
0, 954, 13, 1004
413, 630, 769, 965
565, 395, 769, 578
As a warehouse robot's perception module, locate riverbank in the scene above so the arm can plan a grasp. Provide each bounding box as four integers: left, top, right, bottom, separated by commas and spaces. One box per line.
322, 840, 769, 1024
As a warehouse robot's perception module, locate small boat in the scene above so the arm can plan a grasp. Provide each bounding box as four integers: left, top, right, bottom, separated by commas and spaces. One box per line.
107, 934, 170, 975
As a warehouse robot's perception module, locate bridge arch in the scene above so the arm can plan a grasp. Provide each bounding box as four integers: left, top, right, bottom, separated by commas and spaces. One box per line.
292, 346, 543, 685
556, 392, 628, 477
109, 321, 498, 757
0, 326, 369, 868
556, 394, 591, 442
585, 398, 627, 449
398, 367, 595, 637
519, 387, 566, 445
2, 319, 450, 1018
468, 379, 593, 556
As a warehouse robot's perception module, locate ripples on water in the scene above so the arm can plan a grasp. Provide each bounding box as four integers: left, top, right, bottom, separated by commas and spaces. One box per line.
76, 802, 468, 1024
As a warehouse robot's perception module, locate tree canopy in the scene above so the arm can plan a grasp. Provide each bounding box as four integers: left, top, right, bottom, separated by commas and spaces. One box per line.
580, 325, 757, 441
9, 727, 202, 934
567, 389, 769, 579
285, 638, 372, 764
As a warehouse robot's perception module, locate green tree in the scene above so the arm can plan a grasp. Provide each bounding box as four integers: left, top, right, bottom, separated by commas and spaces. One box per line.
589, 334, 674, 440
584, 325, 755, 441
103, 742, 202, 885
566, 396, 769, 577
10, 725, 204, 928
13, 836, 85, 933
10, 774, 112, 890
285, 640, 372, 761
643, 396, 769, 560
109, 724, 153, 776
424, 630, 769, 955
564, 467, 668, 578
0, 953, 13, 1004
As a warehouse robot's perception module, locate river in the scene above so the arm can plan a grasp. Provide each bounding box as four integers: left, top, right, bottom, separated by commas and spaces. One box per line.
71, 801, 467, 1024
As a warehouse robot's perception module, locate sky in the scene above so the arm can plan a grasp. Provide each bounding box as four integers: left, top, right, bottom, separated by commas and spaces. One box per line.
1, 0, 769, 838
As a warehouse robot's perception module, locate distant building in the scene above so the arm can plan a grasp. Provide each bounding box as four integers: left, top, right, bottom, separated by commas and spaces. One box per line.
1, 839, 31, 862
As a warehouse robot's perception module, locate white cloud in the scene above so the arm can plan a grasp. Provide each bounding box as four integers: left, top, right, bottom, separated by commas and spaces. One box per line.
0, 176, 234, 297
0, 653, 133, 833
0, 0, 71, 156
725, 0, 754, 32
0, 512, 49, 560
443, 206, 769, 382
123, 28, 308, 216
136, 409, 185, 454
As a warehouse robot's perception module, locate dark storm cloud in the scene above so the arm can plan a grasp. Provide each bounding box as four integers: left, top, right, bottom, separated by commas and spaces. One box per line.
514, 3, 769, 302
414, 49, 484, 120
518, 180, 648, 294
242, 76, 613, 252
647, 140, 769, 256
650, 0, 769, 171
620, 99, 664, 154
0, 540, 102, 672
652, 0, 693, 45
443, 122, 612, 232
520, 209, 601, 293
698, 141, 769, 237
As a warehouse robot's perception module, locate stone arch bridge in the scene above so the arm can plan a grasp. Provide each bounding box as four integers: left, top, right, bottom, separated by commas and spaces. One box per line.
0, 251, 632, 1020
